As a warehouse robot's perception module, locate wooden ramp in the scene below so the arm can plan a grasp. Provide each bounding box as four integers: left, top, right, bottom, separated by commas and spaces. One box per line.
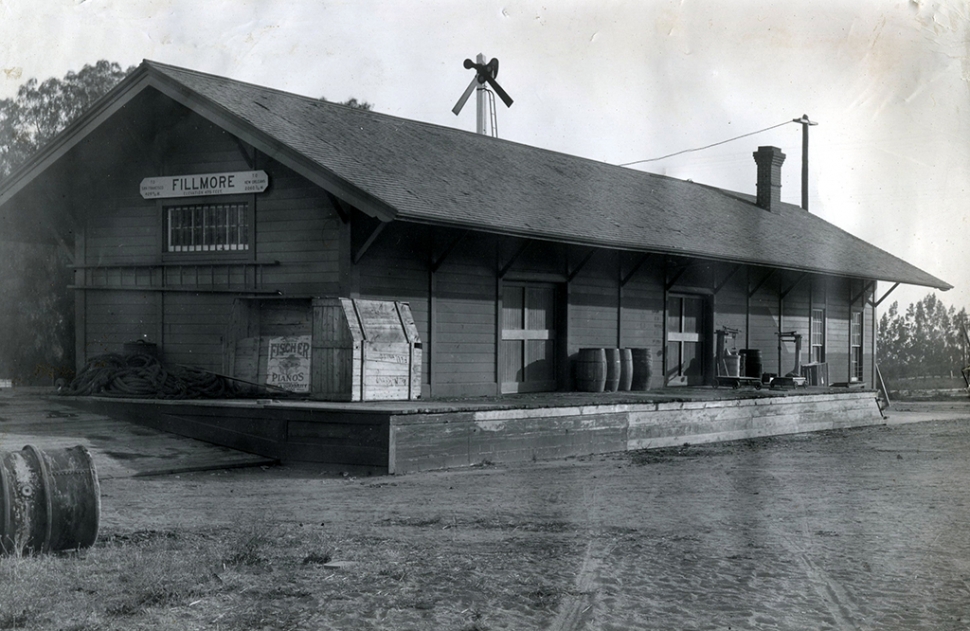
0, 389, 275, 479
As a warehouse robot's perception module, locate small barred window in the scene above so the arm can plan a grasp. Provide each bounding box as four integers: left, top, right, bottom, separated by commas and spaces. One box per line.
166, 202, 249, 252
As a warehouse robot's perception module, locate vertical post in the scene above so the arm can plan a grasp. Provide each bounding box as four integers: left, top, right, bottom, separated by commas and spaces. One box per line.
74, 218, 87, 372
428, 229, 436, 396
616, 255, 623, 350
476, 53, 487, 136
793, 114, 818, 211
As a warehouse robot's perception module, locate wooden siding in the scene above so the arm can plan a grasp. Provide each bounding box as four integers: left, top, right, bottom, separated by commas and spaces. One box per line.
619, 257, 665, 389
712, 265, 747, 344
354, 222, 431, 386
162, 293, 236, 371
780, 276, 811, 376
747, 271, 781, 377
865, 299, 875, 386
75, 106, 345, 369
568, 251, 619, 355
84, 290, 158, 357
86, 196, 158, 266
433, 236, 497, 397
350, 225, 881, 398
255, 169, 343, 295
826, 278, 851, 383
68, 100, 888, 399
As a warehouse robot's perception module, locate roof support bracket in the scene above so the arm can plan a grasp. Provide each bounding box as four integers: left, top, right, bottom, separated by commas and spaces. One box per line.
431, 230, 468, 273
324, 191, 352, 224
714, 264, 741, 295
851, 280, 876, 306
567, 247, 596, 282
748, 268, 776, 298
621, 253, 652, 287
871, 282, 901, 308
779, 272, 809, 301
352, 221, 387, 265
500, 240, 533, 279
665, 257, 693, 292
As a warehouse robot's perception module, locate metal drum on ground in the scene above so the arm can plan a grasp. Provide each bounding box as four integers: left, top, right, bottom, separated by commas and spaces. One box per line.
0, 445, 100, 555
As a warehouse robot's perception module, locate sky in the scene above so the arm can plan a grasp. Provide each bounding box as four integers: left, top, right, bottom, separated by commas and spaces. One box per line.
2, 0, 968, 315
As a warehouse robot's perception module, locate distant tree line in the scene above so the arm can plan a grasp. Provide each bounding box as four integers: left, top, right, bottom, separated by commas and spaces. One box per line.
319, 96, 373, 110
878, 293, 970, 381
0, 61, 134, 384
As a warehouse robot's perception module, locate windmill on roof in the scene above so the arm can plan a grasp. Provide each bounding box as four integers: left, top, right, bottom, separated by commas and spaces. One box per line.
452, 53, 513, 137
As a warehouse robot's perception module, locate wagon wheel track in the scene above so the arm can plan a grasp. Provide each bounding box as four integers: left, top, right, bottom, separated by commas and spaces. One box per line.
547, 476, 613, 631
771, 470, 866, 631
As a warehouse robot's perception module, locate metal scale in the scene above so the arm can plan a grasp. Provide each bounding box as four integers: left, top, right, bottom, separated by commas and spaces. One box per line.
770, 331, 807, 388
713, 327, 762, 389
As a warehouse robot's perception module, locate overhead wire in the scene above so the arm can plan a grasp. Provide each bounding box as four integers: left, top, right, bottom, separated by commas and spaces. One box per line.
618, 120, 795, 167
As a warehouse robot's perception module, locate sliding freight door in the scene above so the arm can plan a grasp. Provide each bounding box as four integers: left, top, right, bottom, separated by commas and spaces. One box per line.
665, 294, 708, 386
500, 282, 558, 393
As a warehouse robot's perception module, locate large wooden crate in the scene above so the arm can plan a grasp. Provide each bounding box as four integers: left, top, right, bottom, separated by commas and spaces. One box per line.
225, 298, 314, 392
311, 298, 422, 401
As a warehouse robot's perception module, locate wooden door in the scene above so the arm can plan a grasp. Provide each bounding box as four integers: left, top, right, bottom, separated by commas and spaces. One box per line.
501, 283, 558, 393
665, 294, 707, 386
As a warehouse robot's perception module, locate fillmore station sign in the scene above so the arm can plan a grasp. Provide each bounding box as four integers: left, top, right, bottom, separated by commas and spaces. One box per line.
140, 170, 269, 199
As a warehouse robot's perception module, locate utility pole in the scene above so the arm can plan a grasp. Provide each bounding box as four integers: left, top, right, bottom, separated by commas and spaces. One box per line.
793, 114, 818, 211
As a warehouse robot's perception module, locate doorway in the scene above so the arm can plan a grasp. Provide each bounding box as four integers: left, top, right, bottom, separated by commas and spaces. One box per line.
500, 282, 559, 393
665, 294, 710, 386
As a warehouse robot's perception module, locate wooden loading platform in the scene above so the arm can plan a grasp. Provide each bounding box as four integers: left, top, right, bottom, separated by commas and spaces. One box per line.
63, 387, 883, 475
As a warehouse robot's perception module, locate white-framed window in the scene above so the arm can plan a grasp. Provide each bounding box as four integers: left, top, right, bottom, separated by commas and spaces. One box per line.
850, 310, 864, 382
165, 201, 250, 253
810, 308, 825, 362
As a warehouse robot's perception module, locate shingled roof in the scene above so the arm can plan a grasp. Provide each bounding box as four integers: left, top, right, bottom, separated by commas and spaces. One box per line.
0, 60, 950, 290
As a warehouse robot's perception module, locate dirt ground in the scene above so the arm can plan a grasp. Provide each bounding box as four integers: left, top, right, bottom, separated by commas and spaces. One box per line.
54, 402, 968, 630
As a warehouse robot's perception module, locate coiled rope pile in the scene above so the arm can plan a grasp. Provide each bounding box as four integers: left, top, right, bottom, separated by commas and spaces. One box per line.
61, 353, 280, 399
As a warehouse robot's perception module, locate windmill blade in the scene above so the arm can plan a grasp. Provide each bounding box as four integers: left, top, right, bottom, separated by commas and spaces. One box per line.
485, 58, 499, 79
485, 76, 514, 108
452, 76, 479, 115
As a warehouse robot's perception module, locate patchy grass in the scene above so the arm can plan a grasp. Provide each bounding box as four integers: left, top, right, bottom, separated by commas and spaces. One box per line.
0, 518, 580, 630
888, 375, 969, 400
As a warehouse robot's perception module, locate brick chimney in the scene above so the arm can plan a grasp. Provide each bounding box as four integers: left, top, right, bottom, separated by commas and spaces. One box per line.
753, 146, 786, 211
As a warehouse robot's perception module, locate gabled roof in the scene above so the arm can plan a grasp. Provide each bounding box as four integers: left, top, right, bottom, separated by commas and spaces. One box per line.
0, 59, 950, 290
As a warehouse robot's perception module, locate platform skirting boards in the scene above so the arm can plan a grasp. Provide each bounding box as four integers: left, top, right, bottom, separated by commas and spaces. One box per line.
70, 391, 882, 474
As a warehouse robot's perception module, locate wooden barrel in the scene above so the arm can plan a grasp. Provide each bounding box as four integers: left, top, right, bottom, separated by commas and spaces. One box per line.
741, 349, 763, 381
604, 348, 621, 392
575, 348, 607, 392
0, 445, 100, 555
630, 348, 652, 390
618, 348, 634, 391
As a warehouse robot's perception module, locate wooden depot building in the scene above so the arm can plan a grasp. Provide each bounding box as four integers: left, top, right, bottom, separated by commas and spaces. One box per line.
0, 61, 951, 472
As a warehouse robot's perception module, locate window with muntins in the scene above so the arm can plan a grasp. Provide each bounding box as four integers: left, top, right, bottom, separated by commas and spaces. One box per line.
850, 311, 863, 382
165, 202, 249, 253
810, 308, 825, 362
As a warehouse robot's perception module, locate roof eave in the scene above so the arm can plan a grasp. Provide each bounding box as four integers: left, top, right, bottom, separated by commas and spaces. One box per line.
0, 67, 155, 208
142, 62, 398, 222
395, 215, 952, 291
0, 60, 399, 224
